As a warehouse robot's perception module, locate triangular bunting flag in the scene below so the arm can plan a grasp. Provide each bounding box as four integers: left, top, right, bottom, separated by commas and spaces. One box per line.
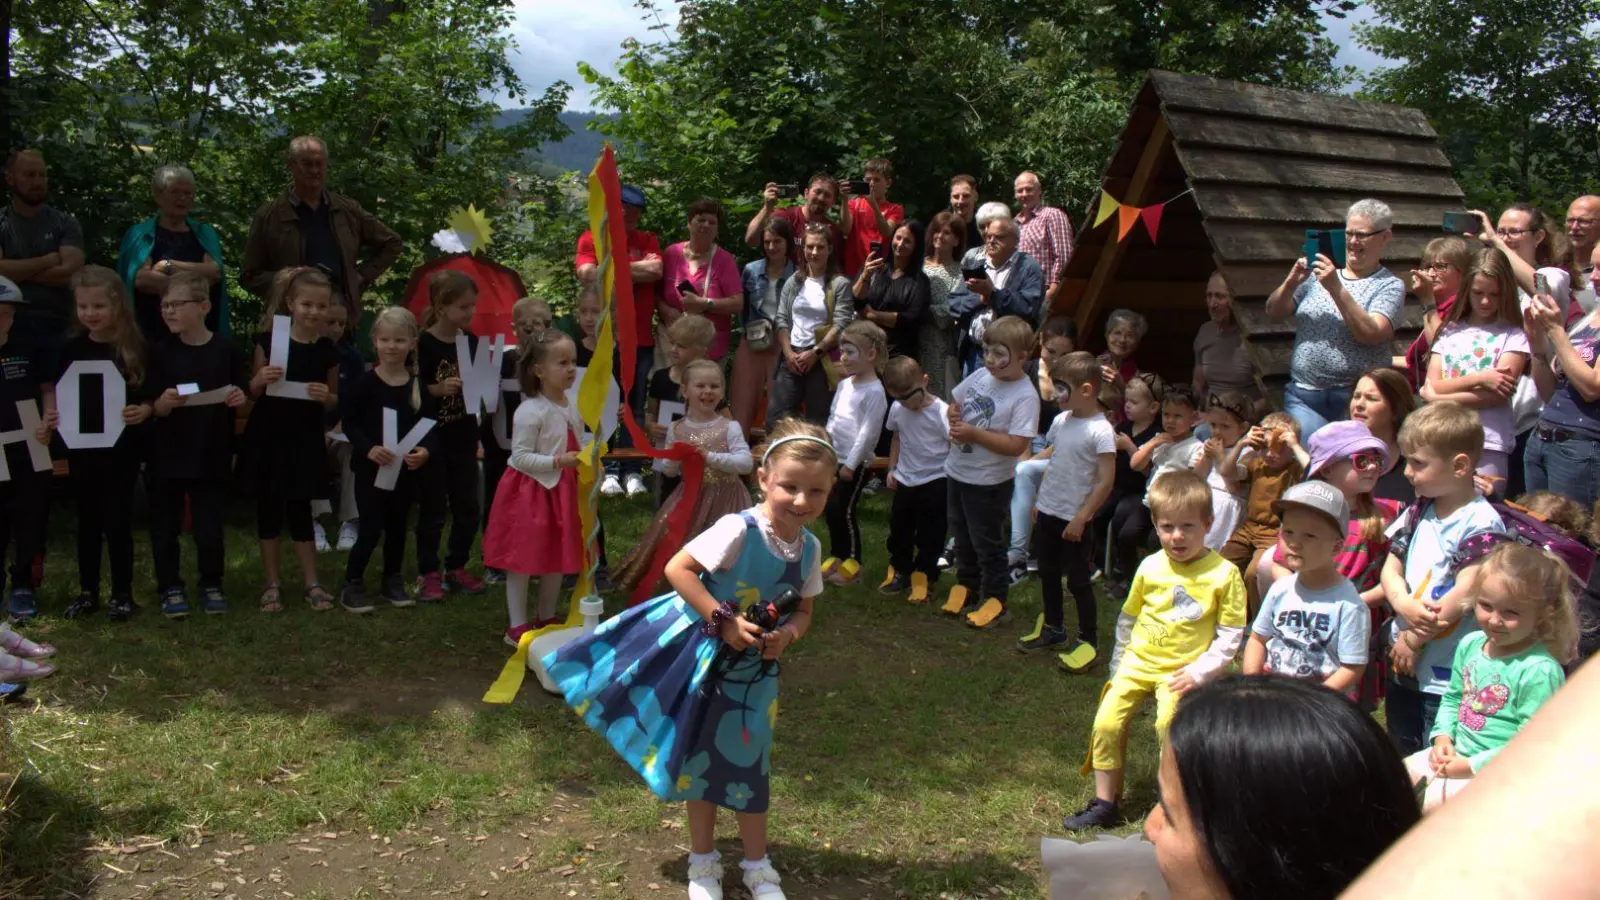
1117, 205, 1141, 241
1140, 203, 1165, 243
1094, 190, 1120, 228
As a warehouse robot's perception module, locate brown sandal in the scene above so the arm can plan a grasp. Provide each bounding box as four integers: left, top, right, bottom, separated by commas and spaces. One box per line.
259, 584, 284, 613
304, 583, 335, 612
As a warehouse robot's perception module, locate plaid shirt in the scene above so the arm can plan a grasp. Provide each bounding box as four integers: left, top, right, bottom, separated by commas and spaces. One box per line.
1015, 205, 1075, 285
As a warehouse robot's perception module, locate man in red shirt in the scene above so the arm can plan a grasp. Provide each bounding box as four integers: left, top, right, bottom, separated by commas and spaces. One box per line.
1013, 171, 1075, 304
840, 157, 904, 279
745, 174, 844, 267
575, 183, 662, 497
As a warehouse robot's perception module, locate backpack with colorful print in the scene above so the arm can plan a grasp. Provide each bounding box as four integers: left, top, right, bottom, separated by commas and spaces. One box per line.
1390, 499, 1596, 595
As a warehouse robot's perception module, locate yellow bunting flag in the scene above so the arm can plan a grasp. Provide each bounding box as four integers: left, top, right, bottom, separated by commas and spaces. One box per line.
1094, 190, 1120, 228
1117, 204, 1142, 241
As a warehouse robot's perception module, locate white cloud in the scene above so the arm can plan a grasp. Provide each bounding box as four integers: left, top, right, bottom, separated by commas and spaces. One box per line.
505, 0, 679, 111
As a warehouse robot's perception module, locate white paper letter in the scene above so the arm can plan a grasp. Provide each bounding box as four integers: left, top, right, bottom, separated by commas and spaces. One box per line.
56, 359, 127, 450
265, 314, 314, 401
376, 407, 437, 491
457, 333, 506, 416
0, 400, 53, 481
490, 377, 521, 451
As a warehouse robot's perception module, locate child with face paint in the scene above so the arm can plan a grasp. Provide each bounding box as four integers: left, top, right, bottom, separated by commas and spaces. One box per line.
941, 315, 1040, 630
821, 320, 889, 585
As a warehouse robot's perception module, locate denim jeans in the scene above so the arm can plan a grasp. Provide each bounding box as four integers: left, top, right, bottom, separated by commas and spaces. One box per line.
1524, 427, 1600, 509
1385, 682, 1442, 757
604, 345, 654, 478
1282, 382, 1352, 437
1008, 457, 1049, 563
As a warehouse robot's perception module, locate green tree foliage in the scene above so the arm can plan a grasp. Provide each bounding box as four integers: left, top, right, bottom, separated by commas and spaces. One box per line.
580, 0, 1354, 240
1357, 0, 1600, 211
6, 0, 571, 319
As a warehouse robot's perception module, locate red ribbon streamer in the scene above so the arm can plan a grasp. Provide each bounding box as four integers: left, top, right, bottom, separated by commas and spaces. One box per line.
593, 149, 707, 605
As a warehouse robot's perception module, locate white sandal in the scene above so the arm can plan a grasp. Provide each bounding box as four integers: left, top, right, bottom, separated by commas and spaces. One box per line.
687, 850, 723, 900
0, 623, 54, 659
741, 858, 786, 899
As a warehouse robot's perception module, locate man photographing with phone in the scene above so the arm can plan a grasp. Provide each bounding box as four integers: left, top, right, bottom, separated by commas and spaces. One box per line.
948, 202, 1045, 376
840, 158, 903, 279
746, 174, 844, 267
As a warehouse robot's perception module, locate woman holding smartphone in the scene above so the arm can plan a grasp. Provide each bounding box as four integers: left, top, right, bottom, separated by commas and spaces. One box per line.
661, 197, 742, 360
767, 223, 855, 428
853, 220, 929, 360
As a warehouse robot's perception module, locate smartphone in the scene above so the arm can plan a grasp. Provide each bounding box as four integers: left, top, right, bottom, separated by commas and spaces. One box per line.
1302, 229, 1348, 269
869, 241, 882, 257
846, 180, 871, 197
1442, 212, 1477, 235
677, 279, 695, 296
774, 183, 800, 199
1535, 272, 1551, 297
961, 265, 987, 282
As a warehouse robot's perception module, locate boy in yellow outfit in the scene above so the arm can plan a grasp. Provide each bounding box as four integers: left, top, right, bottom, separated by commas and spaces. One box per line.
1063, 469, 1247, 830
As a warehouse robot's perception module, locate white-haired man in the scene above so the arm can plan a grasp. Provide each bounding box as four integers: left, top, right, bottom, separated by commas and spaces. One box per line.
241, 135, 404, 319
948, 201, 1045, 375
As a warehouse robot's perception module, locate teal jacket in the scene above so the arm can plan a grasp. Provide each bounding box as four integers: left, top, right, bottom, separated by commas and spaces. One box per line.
116, 216, 230, 337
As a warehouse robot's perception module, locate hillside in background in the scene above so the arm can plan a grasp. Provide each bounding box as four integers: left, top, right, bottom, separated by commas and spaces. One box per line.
496, 109, 613, 174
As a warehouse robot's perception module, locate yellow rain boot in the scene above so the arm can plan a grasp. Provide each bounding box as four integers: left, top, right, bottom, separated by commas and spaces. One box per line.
939, 584, 969, 616
878, 566, 899, 591
965, 597, 1010, 630
836, 559, 861, 585
907, 572, 930, 604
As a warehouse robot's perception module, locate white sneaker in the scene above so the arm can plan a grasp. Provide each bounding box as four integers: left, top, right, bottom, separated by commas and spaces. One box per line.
313, 522, 330, 553
337, 520, 359, 552
625, 473, 648, 497
740, 857, 785, 899
686, 851, 723, 900
600, 474, 624, 497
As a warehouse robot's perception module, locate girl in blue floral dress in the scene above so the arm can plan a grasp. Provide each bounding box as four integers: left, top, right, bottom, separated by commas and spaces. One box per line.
545, 417, 836, 900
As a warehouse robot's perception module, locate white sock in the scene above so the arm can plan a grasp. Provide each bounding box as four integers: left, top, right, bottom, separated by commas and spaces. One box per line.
739, 856, 772, 872
689, 850, 719, 867
506, 572, 529, 629
536, 573, 563, 622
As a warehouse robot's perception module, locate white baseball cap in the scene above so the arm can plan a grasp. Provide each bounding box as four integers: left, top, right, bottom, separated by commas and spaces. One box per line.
1272, 480, 1350, 534
0, 276, 24, 305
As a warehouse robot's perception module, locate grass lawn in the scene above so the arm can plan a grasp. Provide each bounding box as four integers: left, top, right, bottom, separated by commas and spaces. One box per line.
1, 487, 1167, 899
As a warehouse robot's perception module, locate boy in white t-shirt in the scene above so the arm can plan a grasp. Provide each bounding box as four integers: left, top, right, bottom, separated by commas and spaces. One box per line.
1022, 351, 1117, 672
880, 356, 950, 604
941, 315, 1040, 630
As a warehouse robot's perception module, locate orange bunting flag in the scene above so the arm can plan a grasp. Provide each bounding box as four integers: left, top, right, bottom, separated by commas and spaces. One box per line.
1095, 190, 1120, 228
1117, 204, 1141, 241
1140, 204, 1165, 243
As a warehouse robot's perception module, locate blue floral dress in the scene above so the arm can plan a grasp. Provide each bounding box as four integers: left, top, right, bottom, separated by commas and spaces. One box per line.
543, 510, 818, 813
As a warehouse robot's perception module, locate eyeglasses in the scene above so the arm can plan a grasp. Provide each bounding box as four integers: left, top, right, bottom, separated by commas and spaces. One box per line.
1349, 451, 1385, 472
983, 232, 1008, 244
160, 299, 199, 312
1345, 229, 1389, 242
1419, 262, 1456, 273
1566, 217, 1597, 227
1496, 227, 1534, 238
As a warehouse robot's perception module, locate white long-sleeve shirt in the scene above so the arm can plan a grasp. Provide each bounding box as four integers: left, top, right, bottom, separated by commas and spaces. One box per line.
652, 417, 754, 477
509, 393, 586, 488
827, 376, 888, 472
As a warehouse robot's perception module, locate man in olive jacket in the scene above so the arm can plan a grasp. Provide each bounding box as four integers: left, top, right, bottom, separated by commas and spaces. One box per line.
241, 135, 404, 320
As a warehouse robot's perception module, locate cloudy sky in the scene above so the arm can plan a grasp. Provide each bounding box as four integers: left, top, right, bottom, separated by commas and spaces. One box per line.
509, 1, 1384, 112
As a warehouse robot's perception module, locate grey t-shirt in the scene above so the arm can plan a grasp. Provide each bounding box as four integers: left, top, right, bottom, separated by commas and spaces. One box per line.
0, 204, 84, 320
1193, 321, 1258, 398
1252, 573, 1369, 681
1289, 267, 1404, 389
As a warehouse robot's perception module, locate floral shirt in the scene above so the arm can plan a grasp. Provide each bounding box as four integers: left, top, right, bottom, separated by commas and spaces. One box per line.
1542, 318, 1600, 440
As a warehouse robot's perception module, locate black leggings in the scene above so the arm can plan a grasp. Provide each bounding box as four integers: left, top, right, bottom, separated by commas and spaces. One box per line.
1101, 493, 1153, 583
1034, 511, 1099, 642
257, 494, 314, 542
825, 468, 870, 563
70, 451, 137, 597
149, 476, 227, 591
481, 443, 509, 531
346, 465, 417, 582
0, 467, 47, 595
887, 477, 946, 576
418, 427, 481, 574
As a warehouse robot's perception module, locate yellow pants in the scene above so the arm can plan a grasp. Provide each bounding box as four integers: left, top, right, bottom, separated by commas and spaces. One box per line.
1082, 667, 1180, 774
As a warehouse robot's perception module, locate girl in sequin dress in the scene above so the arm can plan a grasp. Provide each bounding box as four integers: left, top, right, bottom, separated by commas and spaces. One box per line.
614, 360, 754, 596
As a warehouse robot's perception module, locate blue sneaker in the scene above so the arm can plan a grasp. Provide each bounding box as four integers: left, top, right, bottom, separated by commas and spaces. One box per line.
7, 588, 37, 621
160, 587, 191, 619
201, 587, 229, 615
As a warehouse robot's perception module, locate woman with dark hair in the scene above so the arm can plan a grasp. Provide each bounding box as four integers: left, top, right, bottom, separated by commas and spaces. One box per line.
661, 197, 742, 360
852, 220, 929, 359
1349, 366, 1416, 503
1145, 675, 1419, 900
731, 216, 794, 434
921, 211, 965, 398
767, 222, 855, 428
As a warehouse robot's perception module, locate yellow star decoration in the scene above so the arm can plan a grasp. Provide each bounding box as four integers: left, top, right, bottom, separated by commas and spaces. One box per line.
574, 700, 591, 718
641, 745, 660, 772
447, 204, 493, 252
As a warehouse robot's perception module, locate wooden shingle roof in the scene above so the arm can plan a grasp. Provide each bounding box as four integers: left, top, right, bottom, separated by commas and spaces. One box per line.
1058, 70, 1467, 394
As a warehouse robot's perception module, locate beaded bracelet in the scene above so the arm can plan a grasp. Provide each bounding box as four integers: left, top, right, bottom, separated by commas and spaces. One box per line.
700, 600, 740, 637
